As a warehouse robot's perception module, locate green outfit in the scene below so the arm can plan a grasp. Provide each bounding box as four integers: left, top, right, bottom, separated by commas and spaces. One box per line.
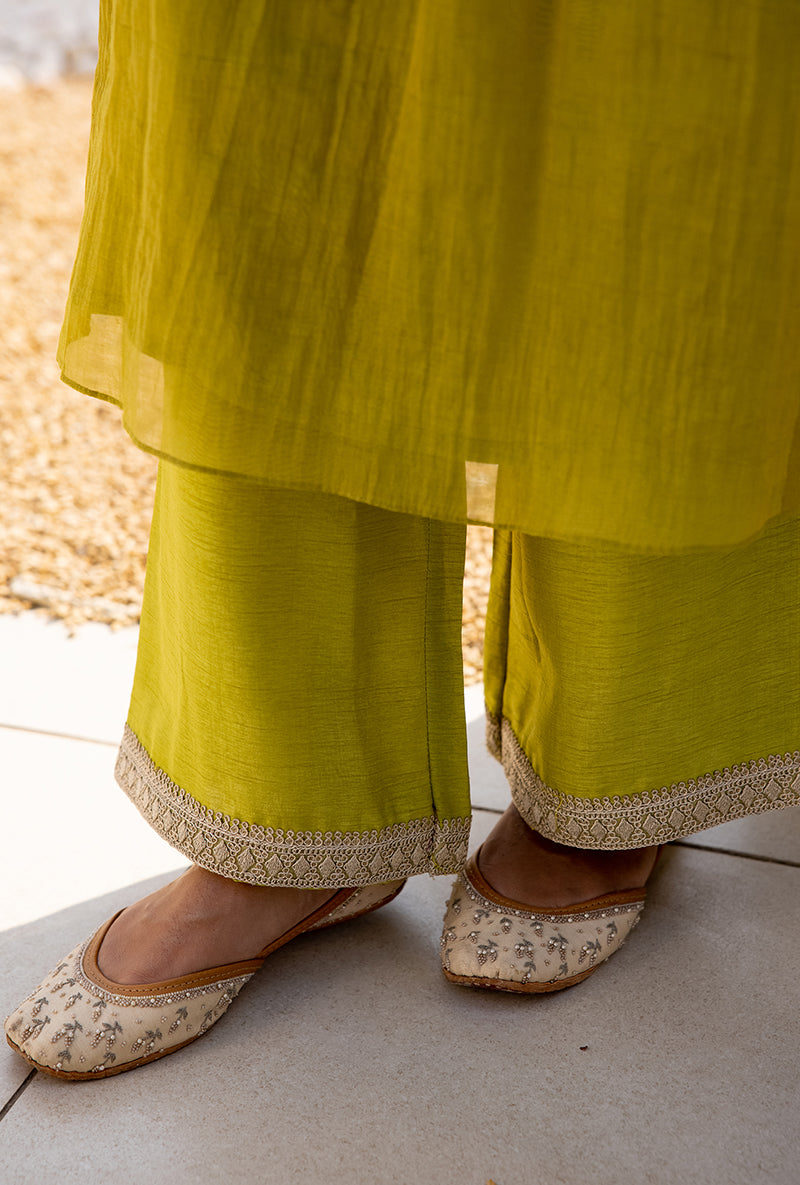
62, 1, 799, 882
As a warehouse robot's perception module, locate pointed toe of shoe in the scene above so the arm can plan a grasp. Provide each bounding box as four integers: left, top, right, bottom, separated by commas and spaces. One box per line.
4, 916, 258, 1080
440, 856, 646, 993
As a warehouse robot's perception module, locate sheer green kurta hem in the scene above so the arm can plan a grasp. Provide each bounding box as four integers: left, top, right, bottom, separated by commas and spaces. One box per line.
488, 714, 800, 850
57, 0, 800, 553
116, 725, 470, 886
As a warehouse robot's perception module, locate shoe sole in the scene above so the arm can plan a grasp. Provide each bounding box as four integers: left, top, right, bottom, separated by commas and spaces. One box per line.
442, 965, 598, 994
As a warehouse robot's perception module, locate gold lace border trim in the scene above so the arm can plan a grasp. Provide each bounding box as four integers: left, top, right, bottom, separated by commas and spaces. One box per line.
487, 714, 800, 849
116, 725, 470, 887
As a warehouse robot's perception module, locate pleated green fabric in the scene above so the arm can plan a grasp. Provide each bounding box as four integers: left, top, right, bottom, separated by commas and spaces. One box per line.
59, 0, 800, 551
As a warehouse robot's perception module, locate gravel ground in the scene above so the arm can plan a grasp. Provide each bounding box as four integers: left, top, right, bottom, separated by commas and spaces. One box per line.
0, 77, 491, 683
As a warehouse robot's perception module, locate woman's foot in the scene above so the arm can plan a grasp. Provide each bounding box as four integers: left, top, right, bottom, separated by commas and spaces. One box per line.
440, 807, 660, 993
7, 875, 405, 1078
97, 865, 338, 984
478, 804, 660, 908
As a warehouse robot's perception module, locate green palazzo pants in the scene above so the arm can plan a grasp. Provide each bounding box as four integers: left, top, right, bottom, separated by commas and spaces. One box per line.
118, 464, 472, 886
116, 463, 800, 886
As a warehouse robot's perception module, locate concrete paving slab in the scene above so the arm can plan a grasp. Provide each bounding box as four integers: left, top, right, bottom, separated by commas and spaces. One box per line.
1, 814, 797, 1185
0, 1052, 32, 1108
0, 614, 138, 744
0, 726, 182, 930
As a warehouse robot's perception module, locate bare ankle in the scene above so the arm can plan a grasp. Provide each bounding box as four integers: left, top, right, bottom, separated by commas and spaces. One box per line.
479, 805, 659, 908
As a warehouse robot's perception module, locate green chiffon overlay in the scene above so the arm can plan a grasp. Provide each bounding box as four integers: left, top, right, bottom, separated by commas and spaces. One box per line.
59, 0, 800, 551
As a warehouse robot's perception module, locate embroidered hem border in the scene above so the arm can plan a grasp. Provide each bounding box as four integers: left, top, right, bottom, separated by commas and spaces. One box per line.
487, 713, 800, 849
115, 725, 471, 886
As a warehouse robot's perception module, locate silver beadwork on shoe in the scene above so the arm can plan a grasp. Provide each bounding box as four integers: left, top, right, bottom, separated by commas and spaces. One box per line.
4, 927, 255, 1078
440, 854, 646, 993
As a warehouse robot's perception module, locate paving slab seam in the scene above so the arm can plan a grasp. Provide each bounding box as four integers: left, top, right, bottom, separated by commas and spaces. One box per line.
672, 839, 800, 868
0, 1070, 36, 1124
0, 723, 118, 748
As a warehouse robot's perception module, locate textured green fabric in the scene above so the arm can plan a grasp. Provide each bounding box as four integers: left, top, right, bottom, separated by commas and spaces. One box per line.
127, 463, 470, 847
59, 0, 800, 551
125, 465, 798, 869
484, 512, 800, 805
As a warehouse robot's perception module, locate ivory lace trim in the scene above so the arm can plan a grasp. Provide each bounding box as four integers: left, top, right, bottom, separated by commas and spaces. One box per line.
116, 725, 470, 886
487, 713, 800, 849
